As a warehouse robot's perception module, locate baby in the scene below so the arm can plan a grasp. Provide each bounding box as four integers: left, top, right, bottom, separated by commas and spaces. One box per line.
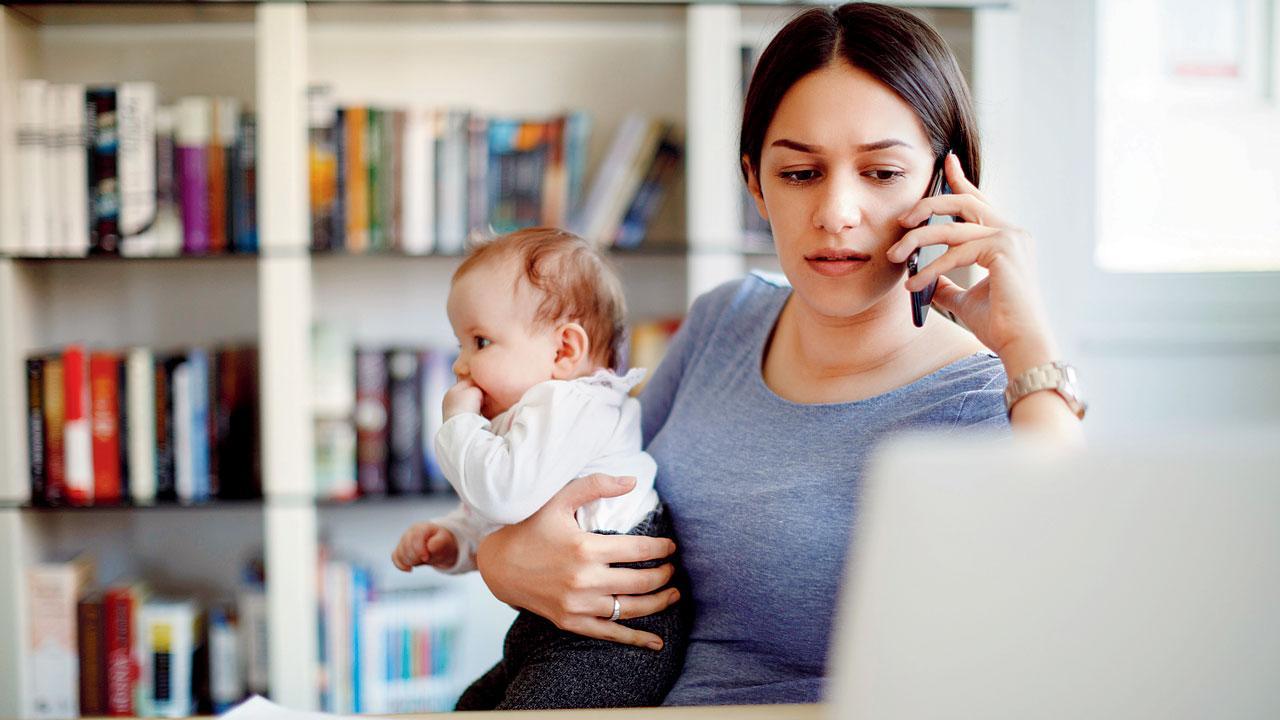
391, 227, 685, 710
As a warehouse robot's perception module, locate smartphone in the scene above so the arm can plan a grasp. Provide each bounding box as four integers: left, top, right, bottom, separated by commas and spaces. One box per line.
907, 175, 952, 328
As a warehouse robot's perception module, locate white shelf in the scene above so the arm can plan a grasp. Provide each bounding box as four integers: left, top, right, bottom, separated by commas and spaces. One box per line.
0, 2, 1010, 716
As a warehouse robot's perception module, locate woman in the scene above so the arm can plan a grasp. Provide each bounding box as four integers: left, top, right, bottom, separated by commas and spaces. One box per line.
474, 2, 1086, 706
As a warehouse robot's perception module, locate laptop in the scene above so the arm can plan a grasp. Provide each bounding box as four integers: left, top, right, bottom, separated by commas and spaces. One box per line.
827, 431, 1280, 719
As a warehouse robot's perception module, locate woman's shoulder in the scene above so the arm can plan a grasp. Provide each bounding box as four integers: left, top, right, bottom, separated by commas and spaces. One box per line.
686, 270, 790, 336
919, 351, 1009, 429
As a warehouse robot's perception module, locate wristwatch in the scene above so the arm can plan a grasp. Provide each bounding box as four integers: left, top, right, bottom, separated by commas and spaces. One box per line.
1003, 361, 1087, 420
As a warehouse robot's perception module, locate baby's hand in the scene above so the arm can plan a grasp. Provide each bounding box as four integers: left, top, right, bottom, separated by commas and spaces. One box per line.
392, 522, 459, 572
442, 378, 483, 420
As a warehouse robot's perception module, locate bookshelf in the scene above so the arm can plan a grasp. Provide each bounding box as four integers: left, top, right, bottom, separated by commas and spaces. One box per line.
0, 1, 1010, 716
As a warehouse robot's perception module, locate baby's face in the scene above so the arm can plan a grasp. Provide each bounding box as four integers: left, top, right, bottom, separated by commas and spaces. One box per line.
446, 256, 561, 420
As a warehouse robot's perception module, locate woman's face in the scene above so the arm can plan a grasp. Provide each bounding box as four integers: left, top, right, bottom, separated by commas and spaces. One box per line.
747, 60, 938, 321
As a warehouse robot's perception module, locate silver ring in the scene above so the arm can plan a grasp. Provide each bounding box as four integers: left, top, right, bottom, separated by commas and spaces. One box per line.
609, 595, 621, 622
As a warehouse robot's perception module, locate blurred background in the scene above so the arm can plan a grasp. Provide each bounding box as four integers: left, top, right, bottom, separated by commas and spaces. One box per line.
0, 0, 1275, 717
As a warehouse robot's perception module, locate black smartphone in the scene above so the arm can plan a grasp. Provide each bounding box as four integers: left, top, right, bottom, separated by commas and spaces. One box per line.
907, 173, 952, 328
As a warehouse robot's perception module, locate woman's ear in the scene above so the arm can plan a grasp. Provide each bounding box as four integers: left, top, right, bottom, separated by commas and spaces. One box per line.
743, 154, 769, 222
551, 322, 591, 379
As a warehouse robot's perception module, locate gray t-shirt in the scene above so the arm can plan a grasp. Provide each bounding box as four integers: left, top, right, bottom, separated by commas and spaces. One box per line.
642, 272, 1009, 706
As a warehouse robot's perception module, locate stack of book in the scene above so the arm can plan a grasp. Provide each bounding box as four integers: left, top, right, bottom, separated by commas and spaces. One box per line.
14, 80, 257, 258
311, 324, 456, 501
25, 344, 260, 506
26, 554, 267, 719
307, 86, 682, 254
318, 554, 463, 714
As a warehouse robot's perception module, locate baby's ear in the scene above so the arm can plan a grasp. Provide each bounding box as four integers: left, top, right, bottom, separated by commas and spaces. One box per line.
552, 322, 591, 379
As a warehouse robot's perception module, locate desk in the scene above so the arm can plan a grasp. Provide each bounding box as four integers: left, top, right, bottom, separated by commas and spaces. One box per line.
409, 706, 822, 719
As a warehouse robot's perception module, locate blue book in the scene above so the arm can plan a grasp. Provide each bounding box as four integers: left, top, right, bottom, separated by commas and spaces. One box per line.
187, 349, 211, 501
232, 114, 258, 253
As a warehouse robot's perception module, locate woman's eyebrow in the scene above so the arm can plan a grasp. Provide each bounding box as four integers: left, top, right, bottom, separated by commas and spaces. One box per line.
769, 138, 914, 153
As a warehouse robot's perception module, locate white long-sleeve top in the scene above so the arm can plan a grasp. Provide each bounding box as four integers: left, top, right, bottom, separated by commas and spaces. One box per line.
432, 367, 660, 574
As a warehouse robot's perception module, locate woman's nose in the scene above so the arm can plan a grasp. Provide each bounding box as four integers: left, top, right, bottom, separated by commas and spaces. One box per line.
813, 172, 861, 234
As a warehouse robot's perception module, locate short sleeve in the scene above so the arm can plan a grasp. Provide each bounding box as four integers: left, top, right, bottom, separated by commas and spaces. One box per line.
953, 366, 1011, 431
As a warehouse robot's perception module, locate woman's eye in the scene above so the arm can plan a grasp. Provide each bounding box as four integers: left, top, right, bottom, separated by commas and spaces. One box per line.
867, 169, 906, 184
778, 169, 820, 185
475, 337, 492, 350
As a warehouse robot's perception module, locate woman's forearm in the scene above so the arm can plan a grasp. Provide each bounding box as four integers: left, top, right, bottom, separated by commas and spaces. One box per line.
1000, 338, 1086, 445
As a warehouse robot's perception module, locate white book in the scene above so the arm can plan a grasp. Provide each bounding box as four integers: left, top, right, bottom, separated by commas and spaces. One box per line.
238, 589, 270, 696
311, 322, 354, 417
26, 556, 93, 719
137, 599, 197, 718
58, 84, 89, 257
172, 361, 194, 502
208, 606, 243, 712
43, 86, 61, 254
401, 106, 435, 255
127, 347, 157, 503
571, 113, 650, 247
322, 561, 352, 713
118, 82, 158, 254
18, 80, 50, 256
435, 111, 467, 255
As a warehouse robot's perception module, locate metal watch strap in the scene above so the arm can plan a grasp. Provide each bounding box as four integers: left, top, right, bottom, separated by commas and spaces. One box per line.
1003, 361, 1086, 420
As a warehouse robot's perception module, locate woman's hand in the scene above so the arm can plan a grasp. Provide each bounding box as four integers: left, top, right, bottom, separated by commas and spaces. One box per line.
475, 474, 681, 650
888, 151, 1057, 366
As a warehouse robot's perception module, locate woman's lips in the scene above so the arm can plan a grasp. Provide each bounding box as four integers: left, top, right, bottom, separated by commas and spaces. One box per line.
803, 251, 875, 275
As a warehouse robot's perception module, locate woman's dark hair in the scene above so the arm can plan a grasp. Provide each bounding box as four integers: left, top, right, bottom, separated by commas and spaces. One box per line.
740, 3, 980, 191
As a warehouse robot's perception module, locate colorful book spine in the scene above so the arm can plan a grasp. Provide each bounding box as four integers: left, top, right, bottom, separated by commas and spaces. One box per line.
366, 108, 383, 251
42, 356, 67, 504
344, 107, 369, 252
207, 97, 238, 254
332, 108, 347, 251
173, 360, 193, 503
389, 110, 405, 251
615, 129, 682, 248
150, 106, 184, 257
78, 595, 107, 716
400, 107, 434, 255
155, 354, 182, 502
137, 600, 197, 718
308, 86, 338, 252
103, 585, 141, 716
87, 87, 122, 254
354, 349, 389, 496
187, 349, 211, 502
542, 115, 568, 227
27, 358, 46, 503
386, 349, 424, 495
467, 114, 489, 239
63, 345, 95, 504
232, 114, 258, 253
176, 97, 212, 254
208, 605, 242, 712
89, 352, 123, 503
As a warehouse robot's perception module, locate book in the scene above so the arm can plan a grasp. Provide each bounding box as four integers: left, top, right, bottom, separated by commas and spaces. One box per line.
57, 83, 90, 256
389, 109, 405, 250
467, 113, 489, 240
18, 80, 50, 256
237, 587, 269, 697
103, 583, 146, 716
214, 347, 260, 499
154, 353, 184, 502
87, 87, 122, 254
354, 349, 389, 496
231, 114, 258, 253
42, 355, 67, 504
332, 108, 347, 251
208, 604, 242, 713
118, 82, 158, 249
186, 348, 212, 502
27, 357, 46, 503
315, 418, 357, 502
136, 599, 198, 718
435, 110, 468, 255
127, 347, 158, 504
173, 359, 194, 502
344, 107, 369, 253
27, 555, 94, 719
89, 352, 123, 503
176, 96, 212, 254
308, 86, 338, 252
77, 594, 107, 716
209, 97, 239, 254
357, 589, 463, 713
366, 108, 383, 251
145, 106, 184, 257
614, 126, 682, 249
386, 349, 424, 495
421, 349, 455, 492
571, 113, 653, 245
63, 344, 94, 504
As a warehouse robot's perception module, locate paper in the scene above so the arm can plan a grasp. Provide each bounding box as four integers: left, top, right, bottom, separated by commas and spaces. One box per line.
221, 696, 360, 720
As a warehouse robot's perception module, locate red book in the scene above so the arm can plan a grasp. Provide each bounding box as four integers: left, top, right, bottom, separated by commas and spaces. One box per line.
103, 585, 139, 716
62, 345, 93, 505
90, 352, 122, 503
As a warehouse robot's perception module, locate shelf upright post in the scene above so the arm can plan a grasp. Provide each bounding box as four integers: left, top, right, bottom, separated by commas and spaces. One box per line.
0, 7, 39, 717
686, 4, 746, 306
256, 1, 318, 710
